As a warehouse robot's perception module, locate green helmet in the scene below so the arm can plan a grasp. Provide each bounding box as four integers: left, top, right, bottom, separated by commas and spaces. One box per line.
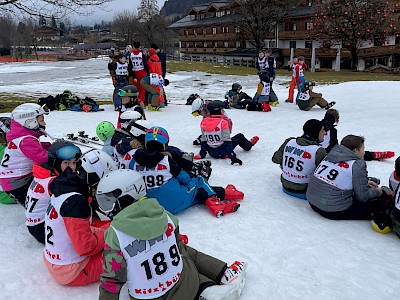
96, 121, 115, 142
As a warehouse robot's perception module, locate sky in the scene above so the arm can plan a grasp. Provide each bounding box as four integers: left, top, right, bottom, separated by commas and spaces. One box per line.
72, 0, 167, 26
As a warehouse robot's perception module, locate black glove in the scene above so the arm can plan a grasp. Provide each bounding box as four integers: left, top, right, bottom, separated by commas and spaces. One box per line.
230, 157, 243, 165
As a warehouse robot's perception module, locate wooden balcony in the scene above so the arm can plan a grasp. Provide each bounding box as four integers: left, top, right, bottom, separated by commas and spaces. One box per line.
180, 32, 238, 42
281, 48, 351, 58
358, 45, 400, 58
278, 30, 312, 40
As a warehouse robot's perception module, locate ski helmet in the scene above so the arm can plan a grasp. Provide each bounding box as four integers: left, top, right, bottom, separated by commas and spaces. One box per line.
191, 98, 205, 116
96, 169, 146, 217
79, 149, 117, 187
145, 126, 169, 151
232, 83, 242, 93
96, 121, 115, 142
11, 103, 49, 130
48, 141, 82, 174
207, 100, 224, 115
119, 111, 143, 131
0, 117, 11, 145
118, 85, 139, 98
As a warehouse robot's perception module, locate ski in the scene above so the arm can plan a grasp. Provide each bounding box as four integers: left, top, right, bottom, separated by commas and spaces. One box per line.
63, 132, 102, 149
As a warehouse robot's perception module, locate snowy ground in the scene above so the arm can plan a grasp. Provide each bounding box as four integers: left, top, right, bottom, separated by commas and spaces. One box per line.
0, 58, 399, 300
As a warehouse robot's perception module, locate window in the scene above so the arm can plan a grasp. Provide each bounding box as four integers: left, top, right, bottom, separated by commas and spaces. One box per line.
186, 42, 190, 48
224, 41, 229, 48
185, 30, 189, 36
222, 26, 229, 33
226, 10, 231, 15
203, 29, 207, 35
236, 41, 241, 48
306, 22, 313, 30
193, 29, 197, 35
213, 41, 218, 48
269, 41, 276, 48
289, 41, 297, 49
212, 27, 217, 34
305, 41, 313, 49
235, 26, 240, 33
204, 42, 208, 47
194, 42, 198, 48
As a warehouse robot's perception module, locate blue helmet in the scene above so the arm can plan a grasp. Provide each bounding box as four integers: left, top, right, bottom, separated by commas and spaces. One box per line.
145, 126, 169, 151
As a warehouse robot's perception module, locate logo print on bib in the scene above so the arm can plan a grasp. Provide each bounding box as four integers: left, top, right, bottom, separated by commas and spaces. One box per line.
34, 184, 45, 194
49, 207, 59, 220
165, 223, 173, 237
302, 151, 311, 159
157, 164, 167, 171
8, 141, 17, 149
338, 161, 349, 168
124, 153, 131, 160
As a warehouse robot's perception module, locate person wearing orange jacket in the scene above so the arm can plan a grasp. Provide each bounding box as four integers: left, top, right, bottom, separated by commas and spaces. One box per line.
141, 48, 165, 110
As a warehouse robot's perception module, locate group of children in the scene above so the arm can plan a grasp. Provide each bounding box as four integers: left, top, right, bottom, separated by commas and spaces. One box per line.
108, 42, 167, 112
0, 101, 250, 300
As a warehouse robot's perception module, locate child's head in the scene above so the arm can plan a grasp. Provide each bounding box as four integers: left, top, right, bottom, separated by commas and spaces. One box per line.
303, 119, 326, 142
118, 53, 126, 64
265, 49, 272, 57
133, 41, 140, 49
191, 98, 206, 117
96, 121, 115, 142
0, 117, 11, 146
118, 85, 139, 105
11, 103, 49, 131
48, 141, 82, 174
207, 100, 224, 116
341, 135, 365, 159
298, 56, 305, 62
145, 126, 169, 152
232, 83, 242, 93
258, 50, 265, 58
325, 109, 339, 124
292, 57, 298, 64
96, 169, 146, 218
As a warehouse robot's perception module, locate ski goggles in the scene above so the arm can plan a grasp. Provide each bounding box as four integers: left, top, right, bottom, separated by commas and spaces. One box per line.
118, 89, 138, 98
39, 104, 50, 115
0, 121, 10, 134
96, 189, 122, 213
56, 144, 82, 161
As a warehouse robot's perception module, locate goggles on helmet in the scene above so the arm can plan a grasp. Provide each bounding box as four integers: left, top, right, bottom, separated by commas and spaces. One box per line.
96, 189, 122, 213
55, 144, 81, 161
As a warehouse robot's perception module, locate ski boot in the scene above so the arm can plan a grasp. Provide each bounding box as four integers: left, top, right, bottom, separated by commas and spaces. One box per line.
373, 151, 395, 160
261, 102, 271, 112
224, 184, 244, 201
250, 136, 259, 146
285, 99, 293, 103
221, 261, 247, 285
193, 137, 201, 146
270, 100, 279, 107
205, 196, 240, 217
371, 214, 392, 234
324, 102, 336, 110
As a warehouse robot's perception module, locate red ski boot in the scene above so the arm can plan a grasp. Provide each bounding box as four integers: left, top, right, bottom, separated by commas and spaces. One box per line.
205, 196, 240, 217
373, 151, 395, 160
224, 184, 244, 201
250, 136, 259, 146
261, 102, 271, 112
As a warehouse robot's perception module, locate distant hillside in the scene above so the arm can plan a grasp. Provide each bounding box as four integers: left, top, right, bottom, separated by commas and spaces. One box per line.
160, 0, 211, 19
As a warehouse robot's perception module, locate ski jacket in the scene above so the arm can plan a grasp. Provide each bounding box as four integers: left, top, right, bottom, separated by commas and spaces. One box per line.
157, 51, 167, 78
99, 198, 204, 300
272, 136, 326, 193
389, 170, 400, 193
307, 144, 380, 212
199, 115, 237, 160
0, 121, 49, 191
147, 53, 162, 76
321, 125, 338, 154
129, 149, 214, 214
43, 168, 105, 284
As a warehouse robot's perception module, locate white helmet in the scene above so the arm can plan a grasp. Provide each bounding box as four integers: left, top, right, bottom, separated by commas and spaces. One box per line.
130, 120, 154, 137
11, 103, 49, 129
191, 98, 205, 115
96, 169, 146, 216
79, 149, 117, 187
119, 111, 143, 130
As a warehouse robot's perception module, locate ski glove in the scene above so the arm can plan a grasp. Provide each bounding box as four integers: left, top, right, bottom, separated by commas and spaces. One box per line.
193, 154, 202, 160
231, 157, 243, 165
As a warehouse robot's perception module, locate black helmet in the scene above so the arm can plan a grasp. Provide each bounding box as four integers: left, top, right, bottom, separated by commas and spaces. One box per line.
118, 85, 138, 98
232, 83, 242, 92
48, 141, 82, 174
207, 100, 224, 115
395, 156, 400, 177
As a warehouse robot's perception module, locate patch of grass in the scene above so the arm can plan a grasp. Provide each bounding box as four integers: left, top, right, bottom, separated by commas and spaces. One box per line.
167, 61, 400, 83
0, 93, 36, 113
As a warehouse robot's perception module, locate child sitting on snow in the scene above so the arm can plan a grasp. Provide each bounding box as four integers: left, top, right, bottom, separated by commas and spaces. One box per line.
247, 70, 272, 112
97, 169, 247, 300
225, 83, 251, 109
296, 82, 336, 111
26, 141, 81, 244
129, 126, 244, 216
195, 100, 259, 166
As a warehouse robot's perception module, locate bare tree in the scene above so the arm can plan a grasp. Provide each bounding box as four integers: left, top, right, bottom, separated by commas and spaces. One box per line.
0, 15, 16, 52
137, 0, 159, 22
112, 11, 140, 46
0, 0, 114, 18
234, 0, 288, 49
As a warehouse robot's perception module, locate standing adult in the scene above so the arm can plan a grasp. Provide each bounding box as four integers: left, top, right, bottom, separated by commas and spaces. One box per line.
107, 47, 120, 108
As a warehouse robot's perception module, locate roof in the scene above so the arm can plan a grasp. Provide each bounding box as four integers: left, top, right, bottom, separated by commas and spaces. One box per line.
168, 13, 240, 29
285, 5, 315, 18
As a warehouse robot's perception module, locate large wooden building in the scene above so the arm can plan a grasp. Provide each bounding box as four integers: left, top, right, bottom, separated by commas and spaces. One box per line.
169, 0, 400, 70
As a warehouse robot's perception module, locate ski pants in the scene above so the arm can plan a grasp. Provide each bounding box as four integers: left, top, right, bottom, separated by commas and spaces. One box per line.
27, 222, 45, 244
68, 251, 103, 286
298, 91, 328, 111
287, 77, 297, 101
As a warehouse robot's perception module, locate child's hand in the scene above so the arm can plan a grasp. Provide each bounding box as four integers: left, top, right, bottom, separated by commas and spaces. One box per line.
230, 157, 243, 165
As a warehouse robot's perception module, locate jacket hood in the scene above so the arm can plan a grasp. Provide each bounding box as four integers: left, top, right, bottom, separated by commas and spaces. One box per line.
296, 136, 320, 146
49, 167, 88, 197
326, 144, 360, 163
7, 120, 42, 141
111, 198, 176, 240
33, 163, 58, 179
133, 149, 165, 169
149, 53, 160, 61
